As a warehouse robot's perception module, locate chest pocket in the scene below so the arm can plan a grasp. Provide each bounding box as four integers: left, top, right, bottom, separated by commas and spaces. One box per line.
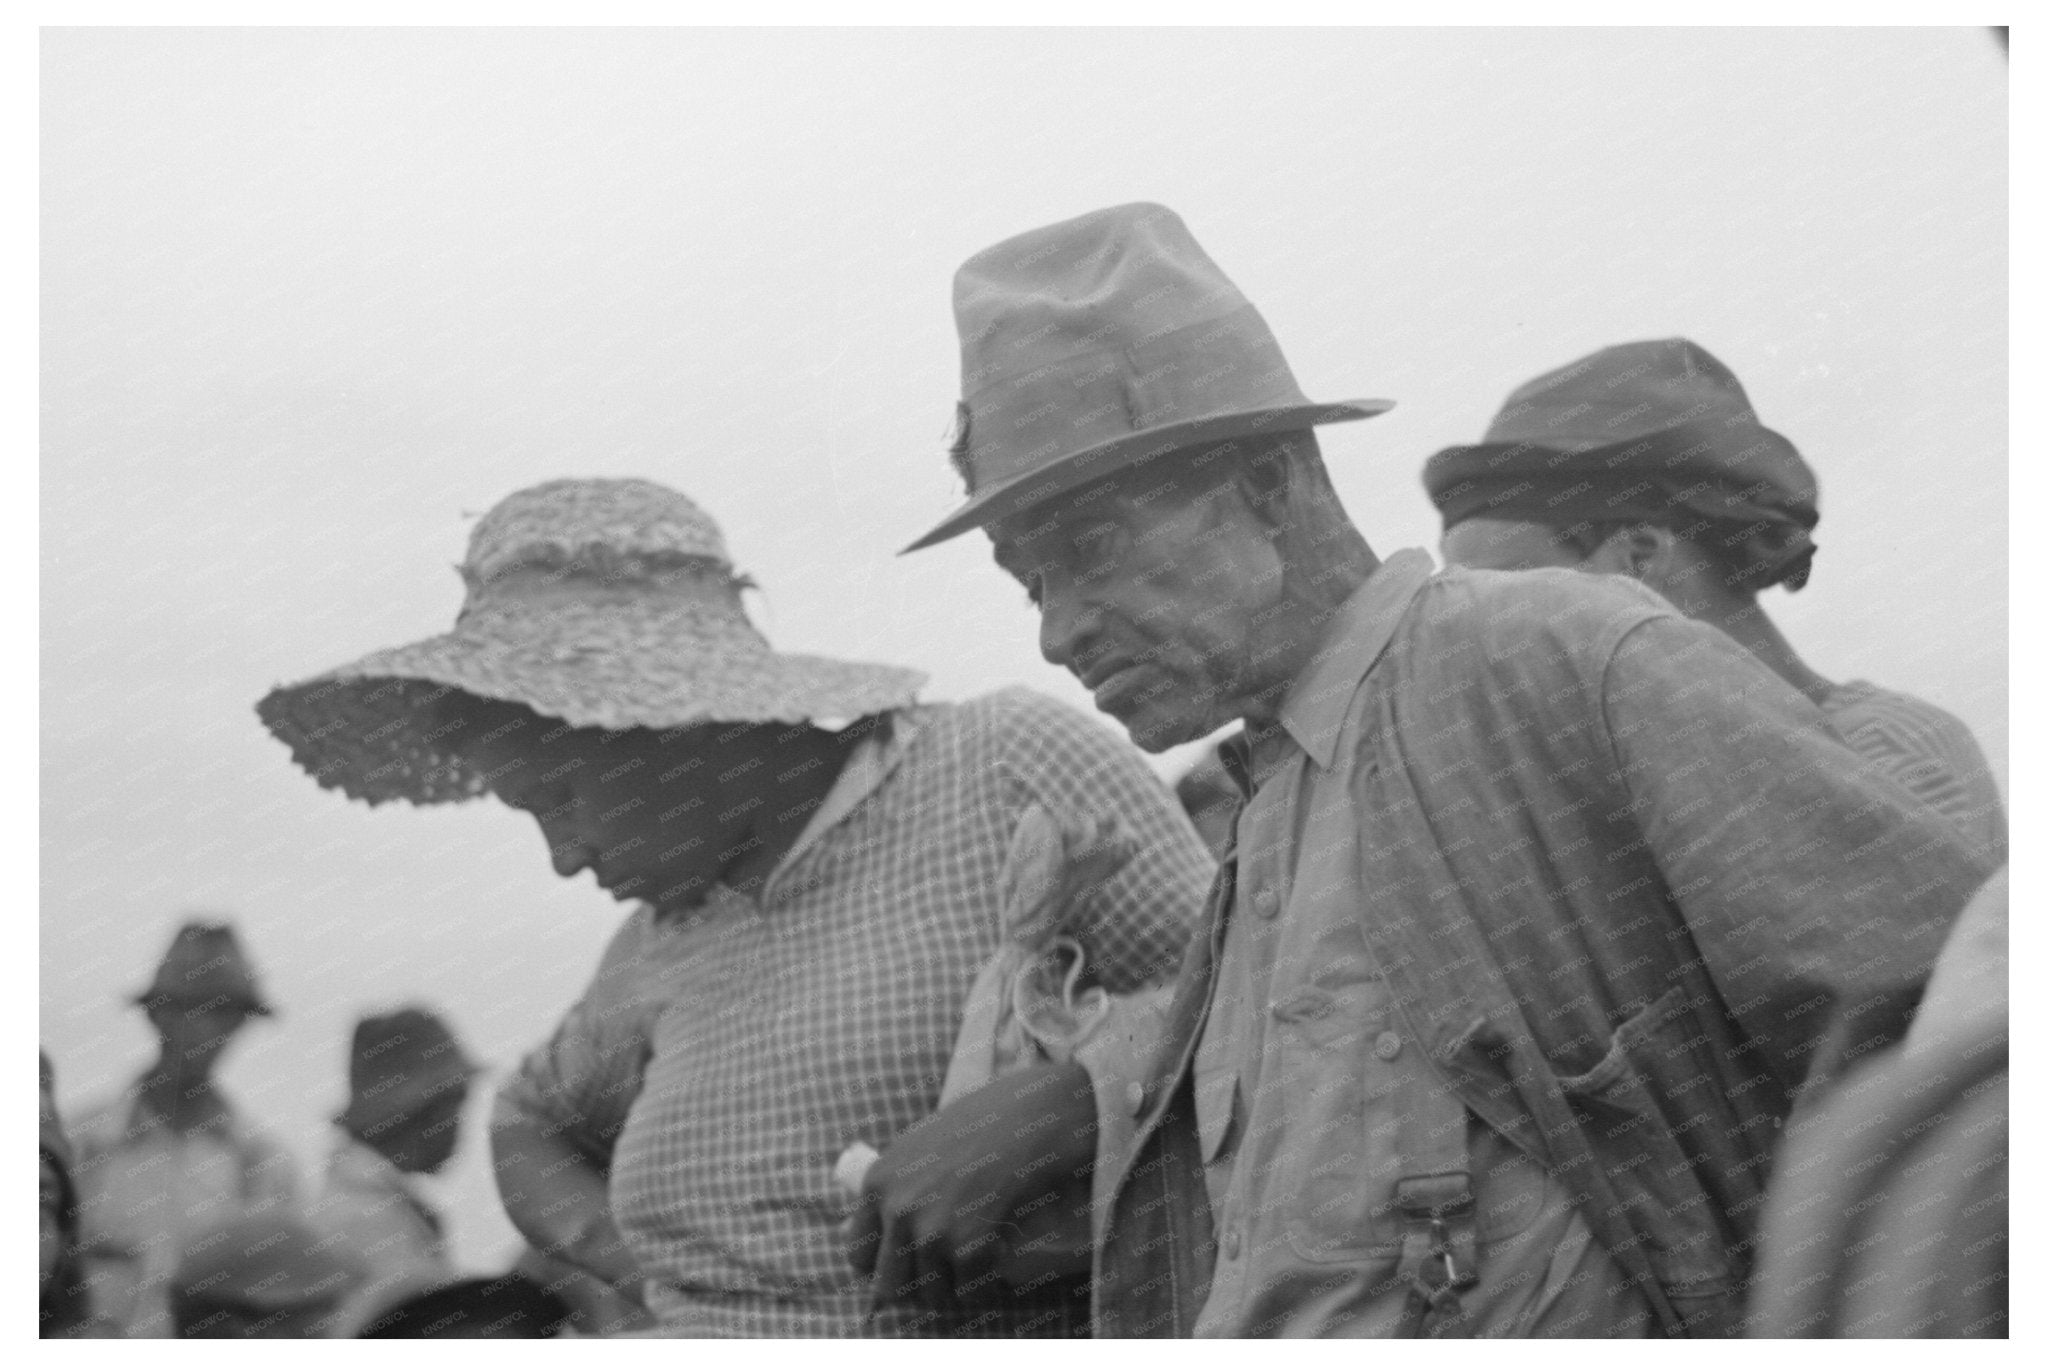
1275, 980, 1551, 1264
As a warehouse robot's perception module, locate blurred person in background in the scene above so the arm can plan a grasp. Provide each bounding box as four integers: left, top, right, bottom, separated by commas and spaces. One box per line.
69, 921, 301, 1337
256, 477, 1211, 1336
40, 1051, 95, 1337
306, 1006, 479, 1327
1426, 338, 2005, 864
166, 1209, 361, 1339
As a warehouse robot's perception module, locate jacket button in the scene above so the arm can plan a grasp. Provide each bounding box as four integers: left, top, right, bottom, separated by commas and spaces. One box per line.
1252, 886, 1280, 918
1125, 1081, 1148, 1116
1373, 1030, 1403, 1061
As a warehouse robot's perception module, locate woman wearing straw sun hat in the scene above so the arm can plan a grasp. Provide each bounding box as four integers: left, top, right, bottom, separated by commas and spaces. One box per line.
255, 477, 1210, 1337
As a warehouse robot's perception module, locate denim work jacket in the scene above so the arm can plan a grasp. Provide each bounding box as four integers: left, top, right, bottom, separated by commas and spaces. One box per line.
1082, 558, 1994, 1338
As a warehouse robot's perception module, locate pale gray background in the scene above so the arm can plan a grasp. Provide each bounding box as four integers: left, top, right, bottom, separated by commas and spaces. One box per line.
41, 27, 2006, 1272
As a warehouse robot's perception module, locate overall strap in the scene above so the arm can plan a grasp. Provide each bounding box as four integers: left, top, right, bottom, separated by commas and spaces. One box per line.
1390, 1091, 1480, 1338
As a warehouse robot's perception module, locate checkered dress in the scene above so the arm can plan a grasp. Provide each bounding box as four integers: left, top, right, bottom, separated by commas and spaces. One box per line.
499, 688, 1211, 1337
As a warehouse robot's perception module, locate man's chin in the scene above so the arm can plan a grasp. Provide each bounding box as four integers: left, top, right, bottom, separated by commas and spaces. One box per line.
1100, 697, 1205, 754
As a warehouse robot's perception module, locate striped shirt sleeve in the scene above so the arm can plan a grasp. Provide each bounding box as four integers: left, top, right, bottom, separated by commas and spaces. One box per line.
1822, 681, 2007, 864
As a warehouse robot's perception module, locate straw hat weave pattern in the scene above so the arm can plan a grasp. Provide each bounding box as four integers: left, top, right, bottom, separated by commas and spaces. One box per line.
257, 479, 926, 807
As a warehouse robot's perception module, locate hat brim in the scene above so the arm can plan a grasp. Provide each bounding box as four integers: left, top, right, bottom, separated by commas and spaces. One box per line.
901, 398, 1394, 553
132, 989, 274, 1017
1422, 417, 1811, 523
257, 599, 927, 807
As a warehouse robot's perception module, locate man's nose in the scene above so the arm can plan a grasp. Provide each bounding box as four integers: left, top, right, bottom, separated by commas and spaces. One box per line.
1037, 574, 1101, 673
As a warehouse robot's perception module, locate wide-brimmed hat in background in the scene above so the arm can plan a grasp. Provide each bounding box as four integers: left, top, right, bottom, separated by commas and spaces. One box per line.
131, 921, 274, 1017
336, 1006, 481, 1136
905, 202, 1393, 552
1423, 337, 1822, 587
257, 479, 927, 806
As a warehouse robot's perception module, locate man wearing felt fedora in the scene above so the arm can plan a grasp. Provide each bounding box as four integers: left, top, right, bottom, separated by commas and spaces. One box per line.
856, 202, 1996, 1337
68, 921, 302, 1337
257, 477, 1211, 1336
307, 1007, 481, 1327
1428, 337, 2004, 864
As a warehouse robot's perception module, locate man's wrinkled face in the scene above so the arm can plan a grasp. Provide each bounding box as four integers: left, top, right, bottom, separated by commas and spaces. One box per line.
988, 443, 1284, 752
1439, 516, 1594, 573
467, 715, 793, 909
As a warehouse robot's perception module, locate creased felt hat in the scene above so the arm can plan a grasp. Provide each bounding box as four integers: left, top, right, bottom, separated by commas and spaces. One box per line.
256, 479, 927, 806
1423, 338, 1821, 586
337, 1007, 481, 1135
904, 202, 1393, 551
132, 921, 274, 1017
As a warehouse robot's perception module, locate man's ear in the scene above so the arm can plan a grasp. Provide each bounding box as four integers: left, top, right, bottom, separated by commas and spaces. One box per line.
1581, 523, 1670, 581
1233, 449, 1292, 533
1620, 525, 1673, 580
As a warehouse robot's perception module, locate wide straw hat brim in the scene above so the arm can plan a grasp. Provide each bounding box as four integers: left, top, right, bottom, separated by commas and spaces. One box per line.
257, 595, 927, 807
903, 397, 1392, 552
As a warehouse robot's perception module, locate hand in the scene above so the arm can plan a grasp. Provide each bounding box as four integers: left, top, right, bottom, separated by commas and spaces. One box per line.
846, 1060, 1098, 1308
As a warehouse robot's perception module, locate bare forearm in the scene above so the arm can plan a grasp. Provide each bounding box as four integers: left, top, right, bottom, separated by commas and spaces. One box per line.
490, 1094, 644, 1290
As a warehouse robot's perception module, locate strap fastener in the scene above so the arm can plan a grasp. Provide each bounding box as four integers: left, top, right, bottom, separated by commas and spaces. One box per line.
1396, 1172, 1480, 1304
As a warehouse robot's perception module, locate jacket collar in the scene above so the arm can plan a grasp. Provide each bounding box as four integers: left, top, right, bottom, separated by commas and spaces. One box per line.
1273, 549, 1436, 770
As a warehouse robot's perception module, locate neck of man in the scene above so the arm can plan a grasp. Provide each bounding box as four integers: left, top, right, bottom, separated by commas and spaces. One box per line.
138, 1053, 227, 1133
1235, 530, 1380, 735
1686, 587, 1836, 706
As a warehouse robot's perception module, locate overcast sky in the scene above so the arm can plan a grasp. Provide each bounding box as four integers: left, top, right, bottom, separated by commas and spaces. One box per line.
41, 26, 2006, 1270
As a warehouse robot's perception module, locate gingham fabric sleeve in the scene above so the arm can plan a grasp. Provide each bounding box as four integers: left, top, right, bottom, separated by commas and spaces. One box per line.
984, 686, 1213, 992
497, 908, 665, 1170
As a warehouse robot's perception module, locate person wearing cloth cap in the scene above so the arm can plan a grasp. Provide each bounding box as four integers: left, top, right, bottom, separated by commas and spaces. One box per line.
305, 1007, 480, 1326
68, 921, 301, 1337
855, 202, 1996, 1338
166, 1209, 362, 1338
255, 477, 1210, 1337
1426, 339, 2005, 864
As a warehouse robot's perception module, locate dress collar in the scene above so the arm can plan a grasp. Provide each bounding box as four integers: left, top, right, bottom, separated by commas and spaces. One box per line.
761, 708, 924, 903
